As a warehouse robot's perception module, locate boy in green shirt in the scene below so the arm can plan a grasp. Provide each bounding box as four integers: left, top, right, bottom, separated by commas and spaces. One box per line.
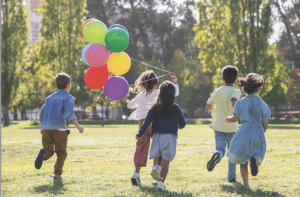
205, 65, 241, 182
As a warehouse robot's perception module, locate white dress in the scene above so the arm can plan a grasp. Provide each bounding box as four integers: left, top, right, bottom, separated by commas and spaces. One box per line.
127, 84, 179, 120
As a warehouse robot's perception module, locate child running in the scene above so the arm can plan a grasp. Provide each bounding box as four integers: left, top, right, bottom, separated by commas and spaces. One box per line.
35, 72, 84, 181
226, 73, 270, 189
128, 70, 179, 186
205, 65, 241, 182
136, 80, 186, 191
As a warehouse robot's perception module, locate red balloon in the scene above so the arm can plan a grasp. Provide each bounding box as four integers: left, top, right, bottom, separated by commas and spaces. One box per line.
84, 65, 109, 89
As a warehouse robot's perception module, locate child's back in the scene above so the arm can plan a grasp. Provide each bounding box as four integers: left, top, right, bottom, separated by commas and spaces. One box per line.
208, 85, 241, 132
40, 90, 76, 130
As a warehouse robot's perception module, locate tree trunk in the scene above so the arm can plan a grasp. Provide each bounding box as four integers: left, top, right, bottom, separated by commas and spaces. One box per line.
3, 103, 10, 126
101, 105, 104, 127
13, 106, 18, 120
92, 106, 97, 120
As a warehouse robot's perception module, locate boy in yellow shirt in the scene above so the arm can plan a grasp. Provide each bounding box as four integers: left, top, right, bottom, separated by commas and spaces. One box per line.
205, 65, 241, 182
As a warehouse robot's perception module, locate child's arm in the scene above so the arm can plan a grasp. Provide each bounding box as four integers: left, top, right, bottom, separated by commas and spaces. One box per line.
136, 111, 154, 140
71, 119, 84, 133
127, 95, 139, 109
176, 105, 186, 129
170, 73, 180, 96
205, 104, 213, 112
65, 97, 83, 133
262, 120, 268, 133
39, 105, 44, 135
40, 121, 42, 135
225, 114, 239, 123
231, 98, 238, 108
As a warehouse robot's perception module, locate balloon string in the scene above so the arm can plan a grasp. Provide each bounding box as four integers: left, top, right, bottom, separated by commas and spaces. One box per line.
131, 58, 171, 73
129, 73, 171, 87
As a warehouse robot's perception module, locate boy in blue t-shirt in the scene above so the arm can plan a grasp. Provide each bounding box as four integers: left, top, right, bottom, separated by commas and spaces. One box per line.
35, 72, 84, 181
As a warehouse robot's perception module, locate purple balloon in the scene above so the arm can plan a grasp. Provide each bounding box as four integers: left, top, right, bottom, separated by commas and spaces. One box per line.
104, 76, 129, 101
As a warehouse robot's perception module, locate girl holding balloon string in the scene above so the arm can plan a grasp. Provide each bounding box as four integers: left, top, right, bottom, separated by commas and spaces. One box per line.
128, 70, 179, 186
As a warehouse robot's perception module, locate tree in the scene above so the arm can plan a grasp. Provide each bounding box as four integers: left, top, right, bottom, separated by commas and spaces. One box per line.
1, 0, 28, 126
194, 0, 289, 108
36, 0, 96, 107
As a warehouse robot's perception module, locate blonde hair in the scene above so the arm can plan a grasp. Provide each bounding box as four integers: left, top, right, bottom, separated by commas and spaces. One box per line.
134, 70, 158, 96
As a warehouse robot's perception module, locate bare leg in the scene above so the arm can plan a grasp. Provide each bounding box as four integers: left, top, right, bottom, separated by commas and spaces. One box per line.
153, 157, 159, 167
240, 163, 250, 188
135, 166, 142, 174
158, 156, 162, 165
159, 158, 170, 183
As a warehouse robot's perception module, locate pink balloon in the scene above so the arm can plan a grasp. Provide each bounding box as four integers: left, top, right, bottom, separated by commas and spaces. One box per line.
84, 43, 109, 67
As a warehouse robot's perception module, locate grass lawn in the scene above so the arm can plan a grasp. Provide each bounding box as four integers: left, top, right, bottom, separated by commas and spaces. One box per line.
1, 122, 300, 196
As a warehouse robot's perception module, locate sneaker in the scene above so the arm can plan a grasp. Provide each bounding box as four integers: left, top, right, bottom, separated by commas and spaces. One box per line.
250, 157, 258, 176
207, 152, 220, 171
157, 181, 165, 191
131, 171, 141, 186
53, 176, 62, 181
151, 165, 161, 181
228, 178, 238, 183
35, 149, 45, 169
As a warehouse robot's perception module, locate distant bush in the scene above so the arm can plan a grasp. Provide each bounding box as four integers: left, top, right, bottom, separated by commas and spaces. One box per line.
30, 121, 40, 126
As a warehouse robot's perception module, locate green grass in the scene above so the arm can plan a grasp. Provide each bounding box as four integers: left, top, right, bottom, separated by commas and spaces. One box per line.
1, 122, 300, 196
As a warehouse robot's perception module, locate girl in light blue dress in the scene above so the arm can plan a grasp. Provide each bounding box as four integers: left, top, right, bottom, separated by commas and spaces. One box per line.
225, 73, 270, 189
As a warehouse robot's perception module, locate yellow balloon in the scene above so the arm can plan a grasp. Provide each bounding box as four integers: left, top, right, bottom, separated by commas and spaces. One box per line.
107, 52, 131, 75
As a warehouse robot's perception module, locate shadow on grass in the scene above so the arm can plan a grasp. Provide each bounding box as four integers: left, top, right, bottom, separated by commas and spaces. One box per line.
123, 183, 192, 197
221, 182, 284, 197
33, 181, 67, 195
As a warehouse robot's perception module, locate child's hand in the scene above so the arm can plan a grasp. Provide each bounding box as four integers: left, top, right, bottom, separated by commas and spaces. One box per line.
78, 126, 84, 133
170, 73, 177, 84
136, 136, 140, 140
225, 117, 231, 123
40, 129, 43, 135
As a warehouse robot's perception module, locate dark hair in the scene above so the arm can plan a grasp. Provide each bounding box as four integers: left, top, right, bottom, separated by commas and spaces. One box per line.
238, 73, 264, 95
55, 72, 71, 89
134, 70, 159, 96
222, 65, 239, 83
151, 80, 176, 115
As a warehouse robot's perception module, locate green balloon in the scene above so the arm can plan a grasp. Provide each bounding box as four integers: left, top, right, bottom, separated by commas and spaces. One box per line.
105, 28, 129, 53
84, 21, 107, 44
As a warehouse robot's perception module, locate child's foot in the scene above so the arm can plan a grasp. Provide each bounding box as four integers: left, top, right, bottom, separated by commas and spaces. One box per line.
131, 171, 141, 186
53, 176, 62, 181
157, 181, 165, 191
228, 178, 238, 183
151, 165, 161, 181
207, 152, 220, 171
35, 149, 45, 169
250, 157, 258, 176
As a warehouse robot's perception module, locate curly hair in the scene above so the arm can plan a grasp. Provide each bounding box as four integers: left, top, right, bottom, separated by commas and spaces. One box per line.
151, 80, 176, 115
134, 70, 158, 96
238, 73, 264, 95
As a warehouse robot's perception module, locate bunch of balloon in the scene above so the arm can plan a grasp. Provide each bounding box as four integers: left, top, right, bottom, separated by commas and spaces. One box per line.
81, 19, 109, 89
81, 19, 130, 101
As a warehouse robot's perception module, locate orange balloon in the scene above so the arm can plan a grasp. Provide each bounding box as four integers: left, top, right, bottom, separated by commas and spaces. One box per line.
81, 18, 97, 38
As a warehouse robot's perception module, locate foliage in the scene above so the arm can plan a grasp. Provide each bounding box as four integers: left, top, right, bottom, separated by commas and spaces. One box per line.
194, 0, 289, 107
1, 0, 28, 125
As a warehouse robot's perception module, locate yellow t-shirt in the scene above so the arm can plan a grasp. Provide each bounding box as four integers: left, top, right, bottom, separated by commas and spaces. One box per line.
207, 85, 241, 132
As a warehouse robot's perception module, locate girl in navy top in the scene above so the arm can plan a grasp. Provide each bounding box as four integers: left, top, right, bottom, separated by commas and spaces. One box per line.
136, 80, 186, 191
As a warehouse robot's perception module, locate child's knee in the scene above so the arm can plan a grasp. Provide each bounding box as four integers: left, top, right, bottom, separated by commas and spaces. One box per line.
44, 151, 54, 160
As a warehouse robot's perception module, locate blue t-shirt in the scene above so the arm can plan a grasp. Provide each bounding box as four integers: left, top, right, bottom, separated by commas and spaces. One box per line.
136, 103, 186, 138
39, 90, 77, 130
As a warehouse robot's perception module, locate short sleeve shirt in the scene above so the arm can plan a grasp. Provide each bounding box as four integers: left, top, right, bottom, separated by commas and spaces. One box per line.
207, 85, 242, 132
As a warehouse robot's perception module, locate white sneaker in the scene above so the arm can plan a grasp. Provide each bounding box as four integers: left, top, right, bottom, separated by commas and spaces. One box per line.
151, 165, 161, 181
131, 171, 141, 186
157, 181, 165, 191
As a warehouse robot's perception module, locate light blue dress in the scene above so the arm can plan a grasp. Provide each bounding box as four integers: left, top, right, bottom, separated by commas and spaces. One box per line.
227, 93, 271, 165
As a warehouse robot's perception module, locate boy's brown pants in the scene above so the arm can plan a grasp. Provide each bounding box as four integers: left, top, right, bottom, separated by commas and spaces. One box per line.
42, 130, 70, 176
